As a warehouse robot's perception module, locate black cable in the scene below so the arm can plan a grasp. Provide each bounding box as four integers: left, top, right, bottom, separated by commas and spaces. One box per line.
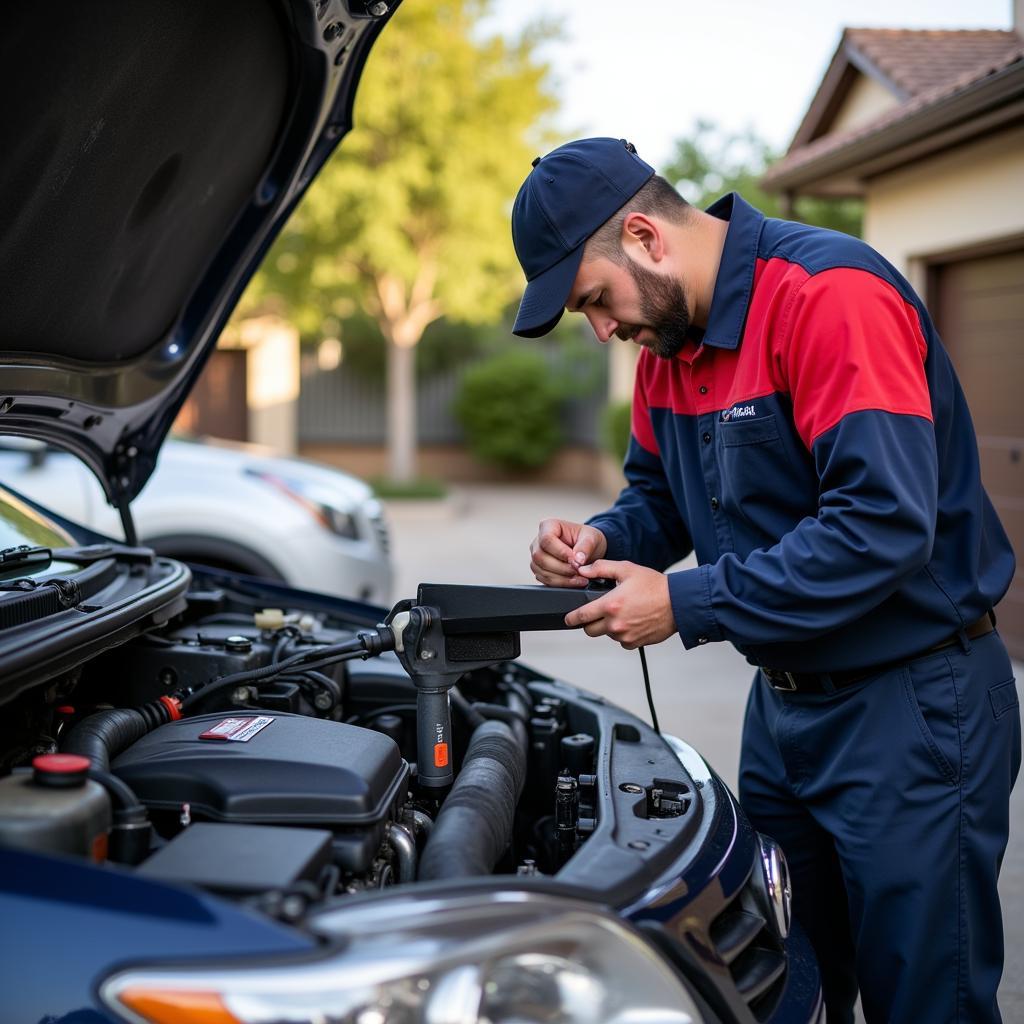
180, 634, 377, 711
638, 646, 660, 734
272, 626, 302, 663
299, 669, 342, 708
274, 671, 342, 713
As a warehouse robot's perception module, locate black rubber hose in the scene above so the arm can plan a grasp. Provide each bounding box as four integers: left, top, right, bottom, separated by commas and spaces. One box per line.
417, 719, 527, 881
449, 687, 486, 730
63, 709, 152, 772
471, 702, 528, 750
86, 767, 146, 819
502, 684, 531, 723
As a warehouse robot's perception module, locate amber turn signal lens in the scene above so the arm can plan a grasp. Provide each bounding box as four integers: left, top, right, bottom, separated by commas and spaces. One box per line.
117, 988, 239, 1024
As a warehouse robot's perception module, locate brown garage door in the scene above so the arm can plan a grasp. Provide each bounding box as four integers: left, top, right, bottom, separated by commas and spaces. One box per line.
174, 348, 249, 442
934, 248, 1024, 659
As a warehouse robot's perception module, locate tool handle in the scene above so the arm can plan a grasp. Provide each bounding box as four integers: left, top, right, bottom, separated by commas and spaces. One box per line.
416, 687, 454, 788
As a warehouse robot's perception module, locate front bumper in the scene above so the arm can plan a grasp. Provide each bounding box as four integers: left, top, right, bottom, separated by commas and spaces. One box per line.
624, 734, 823, 1024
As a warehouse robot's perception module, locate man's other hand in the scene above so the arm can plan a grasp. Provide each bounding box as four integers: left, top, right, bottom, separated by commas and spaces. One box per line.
530, 519, 608, 587
565, 560, 676, 649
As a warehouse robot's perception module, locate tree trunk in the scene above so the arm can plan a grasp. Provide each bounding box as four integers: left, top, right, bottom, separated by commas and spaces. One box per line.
387, 338, 416, 482
375, 265, 441, 484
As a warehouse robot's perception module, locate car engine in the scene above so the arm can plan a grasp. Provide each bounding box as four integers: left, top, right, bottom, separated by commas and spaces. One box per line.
0, 572, 611, 921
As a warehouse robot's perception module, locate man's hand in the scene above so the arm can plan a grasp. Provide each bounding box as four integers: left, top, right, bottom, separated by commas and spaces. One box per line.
565, 560, 676, 649
529, 518, 607, 587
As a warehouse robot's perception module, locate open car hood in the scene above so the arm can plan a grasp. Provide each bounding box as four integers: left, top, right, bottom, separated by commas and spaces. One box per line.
0, 0, 396, 510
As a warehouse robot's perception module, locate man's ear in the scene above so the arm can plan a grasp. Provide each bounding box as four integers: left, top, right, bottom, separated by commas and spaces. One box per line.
621, 212, 664, 263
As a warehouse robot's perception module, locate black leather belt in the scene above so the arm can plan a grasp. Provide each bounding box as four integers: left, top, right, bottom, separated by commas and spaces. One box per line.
761, 613, 996, 694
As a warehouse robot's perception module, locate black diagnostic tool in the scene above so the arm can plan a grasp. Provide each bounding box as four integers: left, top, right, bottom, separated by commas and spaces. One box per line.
384, 581, 613, 788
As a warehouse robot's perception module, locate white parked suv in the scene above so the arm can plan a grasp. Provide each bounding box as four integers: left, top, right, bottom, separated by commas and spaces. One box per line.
0, 436, 393, 604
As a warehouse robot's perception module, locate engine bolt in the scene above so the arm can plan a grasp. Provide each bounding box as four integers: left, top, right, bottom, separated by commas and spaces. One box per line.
314, 692, 333, 710
419, 648, 435, 660
369, 1, 389, 14
280, 894, 306, 920
231, 686, 251, 704
619, 783, 644, 794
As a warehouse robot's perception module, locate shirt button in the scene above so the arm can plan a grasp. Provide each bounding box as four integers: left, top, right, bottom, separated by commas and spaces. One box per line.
699, 385, 708, 395
702, 432, 712, 444
710, 496, 719, 510
697, 636, 709, 645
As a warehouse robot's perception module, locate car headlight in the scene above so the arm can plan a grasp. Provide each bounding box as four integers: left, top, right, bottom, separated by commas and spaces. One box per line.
247, 469, 361, 540
101, 891, 704, 1024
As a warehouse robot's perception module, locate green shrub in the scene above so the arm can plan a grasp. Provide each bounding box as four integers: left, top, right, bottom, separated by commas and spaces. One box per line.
454, 349, 563, 470
601, 399, 632, 463
370, 476, 447, 499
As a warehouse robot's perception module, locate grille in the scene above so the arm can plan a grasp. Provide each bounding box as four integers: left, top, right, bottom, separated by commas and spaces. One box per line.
708, 865, 787, 1020
367, 509, 390, 555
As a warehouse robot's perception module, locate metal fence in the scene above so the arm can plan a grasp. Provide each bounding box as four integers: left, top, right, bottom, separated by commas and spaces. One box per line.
298, 350, 608, 447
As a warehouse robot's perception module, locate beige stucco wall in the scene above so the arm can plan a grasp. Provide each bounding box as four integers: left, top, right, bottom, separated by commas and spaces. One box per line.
609, 341, 639, 401
221, 315, 301, 454
828, 73, 899, 135
863, 124, 1024, 291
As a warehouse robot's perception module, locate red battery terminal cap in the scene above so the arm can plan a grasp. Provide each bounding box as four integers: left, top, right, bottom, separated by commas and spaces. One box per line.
32, 753, 92, 788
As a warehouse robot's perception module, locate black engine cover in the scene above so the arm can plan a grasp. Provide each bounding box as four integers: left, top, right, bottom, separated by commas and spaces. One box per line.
112, 712, 408, 828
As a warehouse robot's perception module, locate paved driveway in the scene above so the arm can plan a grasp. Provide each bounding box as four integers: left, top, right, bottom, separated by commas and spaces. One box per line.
384, 483, 1023, 1021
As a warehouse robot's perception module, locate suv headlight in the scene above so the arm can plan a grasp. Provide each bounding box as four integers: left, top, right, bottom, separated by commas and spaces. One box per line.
101, 892, 703, 1024
247, 469, 361, 540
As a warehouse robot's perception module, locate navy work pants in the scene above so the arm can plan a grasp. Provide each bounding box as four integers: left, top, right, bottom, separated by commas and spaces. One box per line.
739, 630, 1020, 1023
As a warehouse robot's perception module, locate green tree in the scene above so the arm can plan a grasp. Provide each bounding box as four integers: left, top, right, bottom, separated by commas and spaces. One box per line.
244, 1, 557, 481
662, 120, 862, 237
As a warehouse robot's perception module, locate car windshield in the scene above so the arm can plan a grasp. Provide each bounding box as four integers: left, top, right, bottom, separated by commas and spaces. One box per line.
0, 486, 80, 579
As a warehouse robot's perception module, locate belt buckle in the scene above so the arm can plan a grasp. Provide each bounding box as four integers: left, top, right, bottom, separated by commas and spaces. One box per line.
765, 669, 799, 692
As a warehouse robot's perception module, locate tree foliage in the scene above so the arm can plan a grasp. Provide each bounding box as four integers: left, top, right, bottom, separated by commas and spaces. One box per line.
239, 0, 558, 479
601, 399, 632, 464
454, 349, 563, 470
662, 120, 863, 237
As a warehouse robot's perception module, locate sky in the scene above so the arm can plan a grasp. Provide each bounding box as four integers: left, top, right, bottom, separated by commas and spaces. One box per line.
484, 0, 1014, 170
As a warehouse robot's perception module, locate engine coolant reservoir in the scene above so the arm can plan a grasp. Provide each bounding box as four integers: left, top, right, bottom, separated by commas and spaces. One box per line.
0, 754, 111, 860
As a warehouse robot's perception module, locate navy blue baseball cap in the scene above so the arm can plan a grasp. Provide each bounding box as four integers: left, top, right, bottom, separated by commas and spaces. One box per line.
511, 137, 654, 338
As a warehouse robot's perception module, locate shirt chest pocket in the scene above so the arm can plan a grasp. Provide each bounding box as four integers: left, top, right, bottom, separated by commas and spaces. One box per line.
716, 414, 794, 529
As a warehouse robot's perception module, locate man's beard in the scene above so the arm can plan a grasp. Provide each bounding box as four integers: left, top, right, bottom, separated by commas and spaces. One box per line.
623, 259, 690, 359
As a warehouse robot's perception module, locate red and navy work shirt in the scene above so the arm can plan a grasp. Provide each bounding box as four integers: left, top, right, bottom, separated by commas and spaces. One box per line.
587, 193, 1015, 673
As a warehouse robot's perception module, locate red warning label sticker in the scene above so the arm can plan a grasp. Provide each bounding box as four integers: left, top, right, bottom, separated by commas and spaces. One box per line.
198, 716, 274, 742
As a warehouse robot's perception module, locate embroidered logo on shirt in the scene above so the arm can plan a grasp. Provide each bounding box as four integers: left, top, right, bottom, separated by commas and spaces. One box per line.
721, 403, 758, 422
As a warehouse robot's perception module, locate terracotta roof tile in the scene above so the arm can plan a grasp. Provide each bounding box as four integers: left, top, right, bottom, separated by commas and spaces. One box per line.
845, 28, 1022, 97
764, 29, 1024, 186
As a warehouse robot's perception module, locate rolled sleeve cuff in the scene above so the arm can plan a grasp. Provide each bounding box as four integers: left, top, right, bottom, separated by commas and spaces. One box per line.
583, 517, 631, 562
669, 564, 723, 649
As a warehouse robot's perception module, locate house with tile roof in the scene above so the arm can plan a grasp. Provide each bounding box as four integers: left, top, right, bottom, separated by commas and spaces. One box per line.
763, 16, 1024, 657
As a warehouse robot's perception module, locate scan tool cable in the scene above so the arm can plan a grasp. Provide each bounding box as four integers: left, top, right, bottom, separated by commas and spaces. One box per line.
638, 646, 660, 734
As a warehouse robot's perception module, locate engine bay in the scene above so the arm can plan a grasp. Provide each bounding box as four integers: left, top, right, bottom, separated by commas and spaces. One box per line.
0, 565, 704, 922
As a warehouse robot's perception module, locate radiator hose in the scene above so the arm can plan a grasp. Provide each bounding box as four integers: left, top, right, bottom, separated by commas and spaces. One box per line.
62, 703, 176, 865
417, 719, 527, 880
63, 703, 172, 771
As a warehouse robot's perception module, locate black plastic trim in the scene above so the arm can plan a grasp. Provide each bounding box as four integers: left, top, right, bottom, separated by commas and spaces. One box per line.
0, 558, 191, 699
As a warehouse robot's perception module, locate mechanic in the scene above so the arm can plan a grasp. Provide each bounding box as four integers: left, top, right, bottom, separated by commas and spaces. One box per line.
510, 137, 1019, 1024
